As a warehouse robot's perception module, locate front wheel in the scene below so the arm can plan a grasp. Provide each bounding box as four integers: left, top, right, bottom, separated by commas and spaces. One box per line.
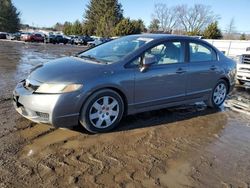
79, 89, 124, 133
206, 80, 228, 108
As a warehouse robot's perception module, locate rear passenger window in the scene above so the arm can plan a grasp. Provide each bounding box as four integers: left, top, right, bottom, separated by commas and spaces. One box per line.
189, 42, 217, 62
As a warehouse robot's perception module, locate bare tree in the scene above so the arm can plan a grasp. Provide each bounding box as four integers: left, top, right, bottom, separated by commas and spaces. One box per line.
224, 18, 237, 39
175, 4, 219, 34
152, 3, 178, 33
226, 18, 236, 34
54, 22, 64, 31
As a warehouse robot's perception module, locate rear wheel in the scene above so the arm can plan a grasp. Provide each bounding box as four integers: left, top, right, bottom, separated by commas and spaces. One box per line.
206, 80, 228, 108
79, 89, 124, 133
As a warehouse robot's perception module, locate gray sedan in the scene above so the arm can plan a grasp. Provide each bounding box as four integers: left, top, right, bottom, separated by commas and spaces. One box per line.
13, 34, 236, 133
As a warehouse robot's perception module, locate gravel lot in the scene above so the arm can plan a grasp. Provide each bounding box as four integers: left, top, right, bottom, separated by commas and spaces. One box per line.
0, 40, 250, 188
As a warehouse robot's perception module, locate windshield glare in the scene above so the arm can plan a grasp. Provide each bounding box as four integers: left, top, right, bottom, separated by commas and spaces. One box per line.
79, 36, 153, 63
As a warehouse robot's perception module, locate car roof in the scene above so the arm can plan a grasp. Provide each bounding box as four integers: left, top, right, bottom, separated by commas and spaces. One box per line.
127, 34, 201, 41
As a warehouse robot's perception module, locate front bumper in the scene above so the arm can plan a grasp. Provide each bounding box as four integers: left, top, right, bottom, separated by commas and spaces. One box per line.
237, 64, 250, 82
13, 81, 84, 127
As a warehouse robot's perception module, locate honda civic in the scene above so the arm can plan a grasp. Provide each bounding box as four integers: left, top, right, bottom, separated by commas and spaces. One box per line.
13, 34, 236, 133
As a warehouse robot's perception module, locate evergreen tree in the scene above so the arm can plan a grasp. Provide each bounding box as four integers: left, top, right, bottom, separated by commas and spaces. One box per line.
72, 20, 83, 35
96, 14, 115, 37
186, 29, 201, 36
114, 18, 133, 36
132, 19, 146, 33
203, 22, 222, 39
0, 0, 20, 32
83, 0, 123, 36
240, 33, 246, 40
63, 22, 73, 35
114, 18, 144, 36
148, 19, 160, 33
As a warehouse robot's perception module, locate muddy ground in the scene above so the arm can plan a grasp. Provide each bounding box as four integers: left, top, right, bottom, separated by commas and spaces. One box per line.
0, 40, 250, 188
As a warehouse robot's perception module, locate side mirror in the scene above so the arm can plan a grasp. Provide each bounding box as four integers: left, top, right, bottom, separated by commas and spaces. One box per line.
140, 55, 156, 72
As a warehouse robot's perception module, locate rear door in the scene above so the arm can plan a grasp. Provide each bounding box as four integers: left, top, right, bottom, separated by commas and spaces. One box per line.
134, 40, 188, 108
186, 41, 220, 98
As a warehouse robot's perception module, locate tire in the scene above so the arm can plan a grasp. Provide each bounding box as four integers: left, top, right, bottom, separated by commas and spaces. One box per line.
79, 89, 124, 133
237, 79, 245, 85
206, 79, 228, 108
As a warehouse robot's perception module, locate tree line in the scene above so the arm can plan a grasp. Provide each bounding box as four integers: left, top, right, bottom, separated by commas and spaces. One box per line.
0, 0, 248, 40
148, 3, 222, 39
54, 1, 230, 39
55, 0, 146, 37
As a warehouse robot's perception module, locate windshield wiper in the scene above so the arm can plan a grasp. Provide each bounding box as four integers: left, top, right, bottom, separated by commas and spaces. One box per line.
77, 55, 103, 63
78, 55, 109, 64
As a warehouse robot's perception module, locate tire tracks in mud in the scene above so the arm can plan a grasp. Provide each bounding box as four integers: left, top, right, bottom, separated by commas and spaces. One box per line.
0, 104, 226, 187
1, 90, 250, 187
0, 113, 246, 187
0, 97, 12, 103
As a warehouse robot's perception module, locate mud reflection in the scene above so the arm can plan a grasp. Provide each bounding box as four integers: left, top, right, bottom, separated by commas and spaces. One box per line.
116, 103, 222, 132
17, 108, 228, 187
20, 127, 80, 157
0, 41, 83, 98
190, 111, 250, 187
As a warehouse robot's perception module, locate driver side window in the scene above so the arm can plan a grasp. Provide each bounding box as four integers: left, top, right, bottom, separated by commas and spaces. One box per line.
145, 42, 184, 65
130, 41, 184, 67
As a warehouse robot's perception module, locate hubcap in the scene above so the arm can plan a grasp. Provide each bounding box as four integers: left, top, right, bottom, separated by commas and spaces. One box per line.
89, 96, 119, 129
213, 83, 227, 105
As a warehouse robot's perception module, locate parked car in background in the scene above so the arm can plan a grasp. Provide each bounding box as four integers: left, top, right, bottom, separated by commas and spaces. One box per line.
236, 48, 250, 85
20, 33, 31, 42
20, 33, 44, 43
87, 37, 111, 47
31, 33, 44, 42
13, 32, 21, 40
6, 33, 16, 40
0, 32, 7, 39
68, 35, 78, 45
13, 34, 236, 133
44, 34, 55, 43
50, 35, 69, 44
74, 36, 94, 45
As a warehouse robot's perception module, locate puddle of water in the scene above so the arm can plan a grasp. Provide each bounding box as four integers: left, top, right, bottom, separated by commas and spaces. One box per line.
0, 41, 82, 98
158, 160, 192, 187
189, 111, 250, 187
20, 128, 80, 157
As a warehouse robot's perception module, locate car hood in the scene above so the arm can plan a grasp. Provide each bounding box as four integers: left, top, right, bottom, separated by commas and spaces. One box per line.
29, 56, 105, 83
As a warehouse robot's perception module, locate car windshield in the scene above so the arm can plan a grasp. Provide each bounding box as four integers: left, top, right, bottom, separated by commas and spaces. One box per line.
79, 35, 153, 63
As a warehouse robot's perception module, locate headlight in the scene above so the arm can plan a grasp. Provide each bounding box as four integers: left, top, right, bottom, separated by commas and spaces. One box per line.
35, 83, 82, 94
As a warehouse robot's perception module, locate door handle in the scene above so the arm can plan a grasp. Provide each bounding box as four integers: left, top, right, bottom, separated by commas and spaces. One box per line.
176, 68, 186, 74
210, 65, 217, 71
